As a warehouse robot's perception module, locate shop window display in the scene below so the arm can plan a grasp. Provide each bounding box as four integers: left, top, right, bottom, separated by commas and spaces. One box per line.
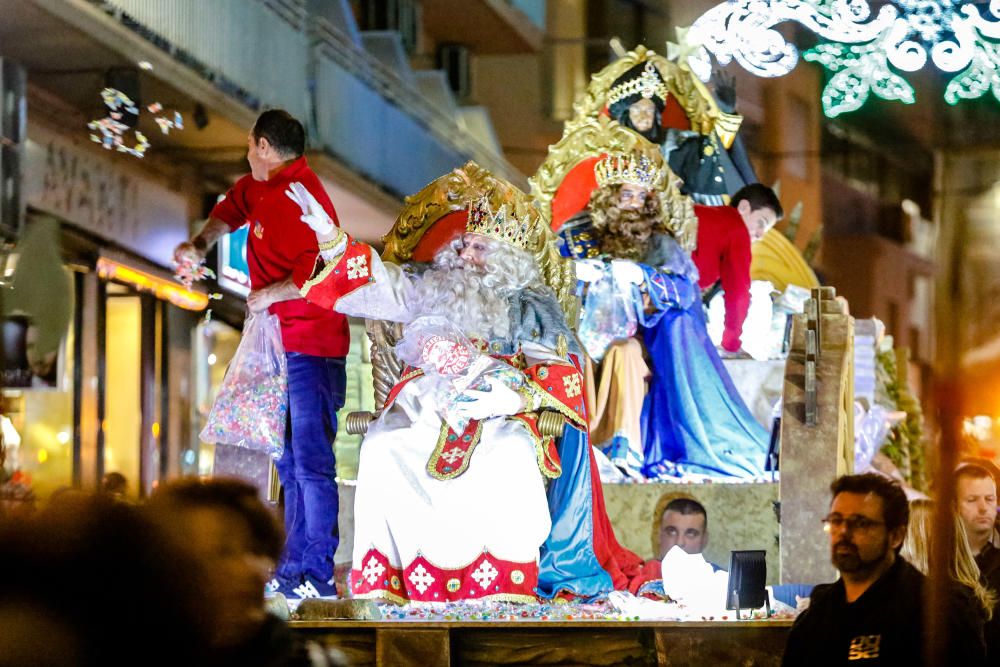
1, 304, 75, 501
103, 291, 141, 494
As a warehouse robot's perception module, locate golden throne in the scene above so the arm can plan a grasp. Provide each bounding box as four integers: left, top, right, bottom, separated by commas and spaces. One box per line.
529, 114, 698, 251
570, 43, 743, 158
344, 161, 578, 438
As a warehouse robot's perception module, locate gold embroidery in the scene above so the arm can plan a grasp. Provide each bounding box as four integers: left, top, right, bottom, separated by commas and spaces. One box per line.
510, 414, 563, 479
563, 374, 582, 398
298, 255, 339, 297
318, 228, 347, 251
522, 375, 587, 428
425, 421, 485, 481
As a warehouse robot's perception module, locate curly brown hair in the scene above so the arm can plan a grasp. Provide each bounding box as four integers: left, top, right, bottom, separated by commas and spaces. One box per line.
588, 185, 662, 261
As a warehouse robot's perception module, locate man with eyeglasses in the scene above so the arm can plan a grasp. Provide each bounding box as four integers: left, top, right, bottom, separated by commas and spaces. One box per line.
783, 473, 985, 666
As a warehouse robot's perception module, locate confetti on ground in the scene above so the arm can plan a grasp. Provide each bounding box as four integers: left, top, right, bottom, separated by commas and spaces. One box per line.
287, 598, 792, 623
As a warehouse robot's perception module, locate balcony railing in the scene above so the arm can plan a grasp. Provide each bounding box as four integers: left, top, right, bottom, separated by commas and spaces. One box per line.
310, 18, 524, 193
94, 0, 524, 194
101, 0, 310, 120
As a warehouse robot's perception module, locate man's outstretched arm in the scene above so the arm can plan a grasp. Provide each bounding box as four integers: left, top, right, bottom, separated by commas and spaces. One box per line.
173, 217, 231, 266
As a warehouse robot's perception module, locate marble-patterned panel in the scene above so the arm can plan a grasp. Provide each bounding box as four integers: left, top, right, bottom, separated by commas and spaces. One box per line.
602, 482, 781, 584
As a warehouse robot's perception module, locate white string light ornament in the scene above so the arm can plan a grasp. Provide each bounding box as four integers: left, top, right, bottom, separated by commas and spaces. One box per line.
689, 0, 1000, 116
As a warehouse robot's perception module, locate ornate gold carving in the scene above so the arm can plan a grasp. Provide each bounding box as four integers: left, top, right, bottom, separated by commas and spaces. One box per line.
382, 161, 577, 318
366, 319, 404, 411
530, 115, 650, 222
382, 161, 533, 263
569, 44, 741, 148
529, 116, 698, 252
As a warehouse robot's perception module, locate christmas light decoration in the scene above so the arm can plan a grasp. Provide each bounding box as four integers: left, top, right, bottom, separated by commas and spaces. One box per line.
690, 0, 1000, 116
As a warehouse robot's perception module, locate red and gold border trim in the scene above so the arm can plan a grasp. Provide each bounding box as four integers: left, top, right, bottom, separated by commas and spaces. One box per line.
351, 547, 539, 605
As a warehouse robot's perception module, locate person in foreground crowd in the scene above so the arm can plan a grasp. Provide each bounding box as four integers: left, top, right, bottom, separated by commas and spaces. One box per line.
955, 462, 1000, 566
900, 498, 996, 620
147, 478, 310, 666
953, 462, 1000, 659
175, 109, 348, 600
0, 496, 208, 667
782, 473, 985, 666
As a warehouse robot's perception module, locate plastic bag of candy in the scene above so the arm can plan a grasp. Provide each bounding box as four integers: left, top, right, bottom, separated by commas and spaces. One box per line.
577, 272, 638, 361
395, 316, 525, 431
200, 312, 287, 458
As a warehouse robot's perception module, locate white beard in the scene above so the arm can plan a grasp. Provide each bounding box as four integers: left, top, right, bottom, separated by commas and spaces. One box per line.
414, 263, 514, 341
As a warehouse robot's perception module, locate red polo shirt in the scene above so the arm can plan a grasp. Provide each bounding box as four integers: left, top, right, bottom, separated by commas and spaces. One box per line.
210, 157, 350, 358
691, 205, 751, 353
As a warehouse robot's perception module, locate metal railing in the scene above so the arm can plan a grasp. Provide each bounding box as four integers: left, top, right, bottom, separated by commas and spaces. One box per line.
100, 0, 310, 120
310, 17, 526, 191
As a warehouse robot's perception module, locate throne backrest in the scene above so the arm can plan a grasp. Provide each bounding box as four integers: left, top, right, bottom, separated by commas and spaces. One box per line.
572, 44, 743, 151
529, 115, 698, 252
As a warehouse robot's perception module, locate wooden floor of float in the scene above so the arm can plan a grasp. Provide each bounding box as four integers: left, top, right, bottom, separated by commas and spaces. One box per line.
291, 618, 793, 665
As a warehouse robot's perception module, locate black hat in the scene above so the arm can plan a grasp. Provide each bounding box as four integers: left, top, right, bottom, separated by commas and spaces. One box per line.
607, 61, 668, 143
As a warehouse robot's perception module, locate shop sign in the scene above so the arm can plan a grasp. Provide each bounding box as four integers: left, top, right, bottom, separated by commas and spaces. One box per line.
22, 124, 189, 268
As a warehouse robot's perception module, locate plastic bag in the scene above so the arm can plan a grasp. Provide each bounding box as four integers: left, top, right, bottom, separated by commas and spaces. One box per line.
578, 272, 638, 361
395, 316, 525, 430
200, 312, 288, 459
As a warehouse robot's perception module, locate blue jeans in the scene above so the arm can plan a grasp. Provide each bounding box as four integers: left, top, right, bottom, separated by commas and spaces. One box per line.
275, 353, 346, 582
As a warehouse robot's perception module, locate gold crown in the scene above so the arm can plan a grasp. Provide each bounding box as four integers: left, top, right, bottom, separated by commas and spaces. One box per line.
465, 197, 538, 251
607, 61, 669, 107
594, 152, 664, 190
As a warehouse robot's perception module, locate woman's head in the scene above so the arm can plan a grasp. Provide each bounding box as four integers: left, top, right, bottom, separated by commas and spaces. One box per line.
901, 499, 996, 619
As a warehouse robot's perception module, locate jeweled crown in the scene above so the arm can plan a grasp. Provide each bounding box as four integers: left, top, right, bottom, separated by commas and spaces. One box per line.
607, 61, 669, 107
594, 152, 663, 190
465, 197, 538, 251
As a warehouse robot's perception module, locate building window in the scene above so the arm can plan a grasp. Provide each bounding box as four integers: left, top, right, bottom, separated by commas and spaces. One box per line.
352, 0, 420, 54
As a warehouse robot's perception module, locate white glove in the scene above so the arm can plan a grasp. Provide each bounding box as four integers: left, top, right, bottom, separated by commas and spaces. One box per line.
574, 258, 605, 283
285, 182, 335, 235
452, 376, 524, 421
611, 260, 645, 286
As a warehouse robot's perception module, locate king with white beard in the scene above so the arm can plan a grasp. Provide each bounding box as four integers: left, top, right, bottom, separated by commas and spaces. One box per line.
287, 185, 587, 604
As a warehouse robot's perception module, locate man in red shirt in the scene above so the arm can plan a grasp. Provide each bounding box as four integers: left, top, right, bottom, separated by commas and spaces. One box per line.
174, 110, 347, 600
692, 183, 782, 353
